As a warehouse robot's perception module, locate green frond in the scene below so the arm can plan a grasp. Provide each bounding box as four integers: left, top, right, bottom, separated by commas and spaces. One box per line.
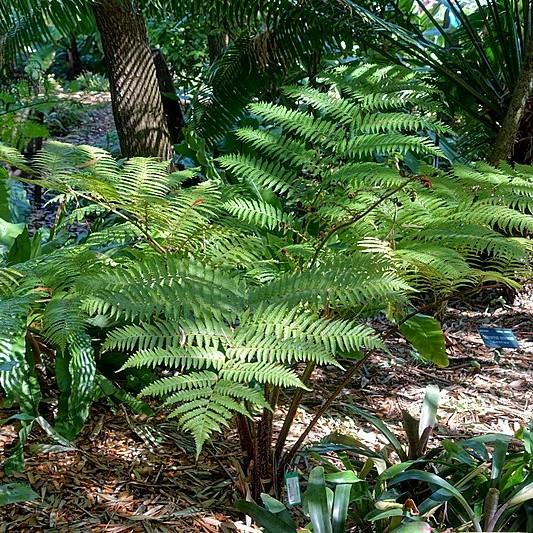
41, 293, 87, 352
140, 370, 219, 398
0, 304, 40, 415
220, 361, 304, 388
233, 127, 313, 167
0, 267, 23, 295
117, 158, 170, 203
249, 258, 411, 311
238, 304, 383, 354
224, 197, 298, 232
0, 143, 32, 173
455, 202, 533, 234
249, 102, 340, 144
340, 133, 442, 158
226, 338, 338, 366
120, 346, 226, 371
33, 142, 120, 199
416, 223, 529, 261
218, 154, 299, 195
166, 377, 261, 455
54, 333, 95, 440
81, 255, 245, 321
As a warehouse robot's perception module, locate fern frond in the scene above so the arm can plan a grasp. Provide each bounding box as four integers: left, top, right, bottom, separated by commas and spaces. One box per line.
140, 370, 219, 398
220, 361, 304, 388
81, 255, 245, 321
219, 154, 299, 195
233, 127, 313, 167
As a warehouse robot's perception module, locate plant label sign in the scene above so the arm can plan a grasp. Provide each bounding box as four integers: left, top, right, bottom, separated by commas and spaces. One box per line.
284, 471, 301, 506
479, 328, 519, 349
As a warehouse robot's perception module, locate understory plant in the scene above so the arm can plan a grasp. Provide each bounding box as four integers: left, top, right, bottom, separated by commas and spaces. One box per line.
391, 426, 533, 532
0, 63, 532, 500
291, 412, 532, 531
236, 466, 433, 533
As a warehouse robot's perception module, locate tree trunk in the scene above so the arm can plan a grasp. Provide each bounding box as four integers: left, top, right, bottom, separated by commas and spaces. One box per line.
208, 32, 230, 64
151, 49, 185, 145
66, 35, 83, 80
490, 38, 533, 165
92, 0, 172, 159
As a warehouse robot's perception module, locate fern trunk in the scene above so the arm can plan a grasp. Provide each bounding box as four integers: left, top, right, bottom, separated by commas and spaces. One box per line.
252, 409, 274, 499
92, 0, 172, 159
491, 37, 533, 164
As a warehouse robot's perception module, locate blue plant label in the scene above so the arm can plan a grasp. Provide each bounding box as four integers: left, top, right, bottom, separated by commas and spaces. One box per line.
479, 328, 519, 349
284, 471, 301, 506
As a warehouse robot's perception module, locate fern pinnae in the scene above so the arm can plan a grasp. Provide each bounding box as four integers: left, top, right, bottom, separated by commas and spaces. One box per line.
224, 197, 298, 232
220, 361, 305, 388
121, 346, 226, 371
233, 127, 312, 167
140, 370, 219, 398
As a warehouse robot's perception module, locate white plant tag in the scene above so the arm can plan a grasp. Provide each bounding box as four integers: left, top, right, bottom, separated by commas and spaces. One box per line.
285, 471, 301, 506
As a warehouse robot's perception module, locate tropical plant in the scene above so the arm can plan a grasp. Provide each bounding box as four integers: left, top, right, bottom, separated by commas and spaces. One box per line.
390, 425, 533, 532
236, 465, 432, 533
0, 143, 153, 473
309, 385, 441, 469
296, 415, 532, 531
1, 61, 532, 497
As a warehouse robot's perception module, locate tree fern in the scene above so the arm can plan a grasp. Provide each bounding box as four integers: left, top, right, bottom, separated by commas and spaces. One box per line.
2, 61, 532, 457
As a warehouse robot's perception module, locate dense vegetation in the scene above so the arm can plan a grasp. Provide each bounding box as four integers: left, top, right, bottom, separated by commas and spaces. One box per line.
0, 0, 532, 531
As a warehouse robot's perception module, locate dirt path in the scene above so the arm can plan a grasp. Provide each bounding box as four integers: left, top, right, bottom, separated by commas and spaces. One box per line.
27, 93, 116, 232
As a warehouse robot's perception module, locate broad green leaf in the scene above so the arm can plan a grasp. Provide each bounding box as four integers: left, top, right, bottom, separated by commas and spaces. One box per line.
0, 217, 24, 253
320, 432, 382, 459
236, 500, 295, 533
366, 508, 405, 521
0, 324, 41, 415
55, 334, 95, 440
5, 179, 31, 224
260, 494, 287, 513
390, 470, 480, 531
331, 484, 351, 533
507, 482, 533, 507
342, 405, 407, 461
399, 314, 448, 367
490, 439, 509, 487
325, 471, 360, 484
378, 461, 417, 482
6, 227, 32, 265
260, 493, 295, 528
305, 466, 333, 533
0, 483, 38, 506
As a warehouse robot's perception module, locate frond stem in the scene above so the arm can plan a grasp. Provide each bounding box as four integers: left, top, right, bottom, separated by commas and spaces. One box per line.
309, 178, 413, 268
